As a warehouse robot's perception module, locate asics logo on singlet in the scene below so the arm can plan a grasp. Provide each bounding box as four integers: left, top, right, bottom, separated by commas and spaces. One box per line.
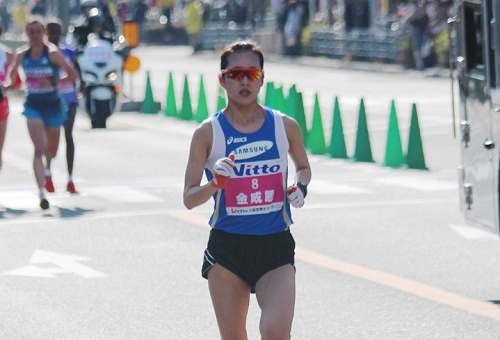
226, 136, 247, 145
232, 141, 273, 160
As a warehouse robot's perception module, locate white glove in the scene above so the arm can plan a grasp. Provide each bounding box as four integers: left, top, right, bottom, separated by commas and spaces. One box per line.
213, 156, 235, 177
211, 155, 235, 189
286, 185, 305, 208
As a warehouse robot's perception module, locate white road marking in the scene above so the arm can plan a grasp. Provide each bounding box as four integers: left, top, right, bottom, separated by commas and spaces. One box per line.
114, 113, 195, 137
308, 179, 369, 194
3, 152, 67, 179
5, 249, 106, 278
0, 198, 456, 226
0, 190, 83, 210
72, 185, 164, 203
448, 224, 499, 240
305, 198, 456, 209
374, 176, 457, 191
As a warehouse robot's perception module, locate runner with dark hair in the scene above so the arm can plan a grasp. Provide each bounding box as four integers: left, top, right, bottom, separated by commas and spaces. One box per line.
3, 17, 78, 209
184, 40, 311, 339
46, 20, 80, 194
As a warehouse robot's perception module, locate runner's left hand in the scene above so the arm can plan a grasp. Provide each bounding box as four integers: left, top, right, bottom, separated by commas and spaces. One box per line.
286, 185, 304, 208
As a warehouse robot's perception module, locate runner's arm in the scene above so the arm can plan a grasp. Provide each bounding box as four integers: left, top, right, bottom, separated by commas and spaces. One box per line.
5, 48, 13, 65
3, 49, 24, 89
283, 115, 311, 186
183, 121, 218, 209
49, 48, 79, 83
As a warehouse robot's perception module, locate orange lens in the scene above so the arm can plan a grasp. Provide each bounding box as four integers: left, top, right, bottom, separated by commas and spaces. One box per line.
222, 68, 263, 81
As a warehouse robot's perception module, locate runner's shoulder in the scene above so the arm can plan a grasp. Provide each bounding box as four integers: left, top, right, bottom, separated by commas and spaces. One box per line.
0, 43, 13, 55
46, 42, 62, 55
192, 118, 213, 146
14, 44, 30, 57
278, 112, 300, 132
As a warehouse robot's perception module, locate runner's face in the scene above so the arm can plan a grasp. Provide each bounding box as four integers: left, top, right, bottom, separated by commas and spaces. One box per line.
26, 22, 45, 47
47, 26, 61, 45
219, 51, 263, 106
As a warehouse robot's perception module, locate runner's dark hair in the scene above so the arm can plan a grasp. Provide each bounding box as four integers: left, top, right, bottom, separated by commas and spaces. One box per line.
46, 18, 63, 31
220, 40, 264, 71
26, 15, 46, 30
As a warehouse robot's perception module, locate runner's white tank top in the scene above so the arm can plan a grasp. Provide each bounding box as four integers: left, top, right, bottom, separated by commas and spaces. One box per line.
205, 107, 293, 235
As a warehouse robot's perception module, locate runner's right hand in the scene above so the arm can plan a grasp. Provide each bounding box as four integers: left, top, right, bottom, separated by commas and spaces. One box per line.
2, 82, 12, 91
210, 155, 235, 189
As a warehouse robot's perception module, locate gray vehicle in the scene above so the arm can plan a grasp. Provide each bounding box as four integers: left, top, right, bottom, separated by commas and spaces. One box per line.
451, 0, 500, 235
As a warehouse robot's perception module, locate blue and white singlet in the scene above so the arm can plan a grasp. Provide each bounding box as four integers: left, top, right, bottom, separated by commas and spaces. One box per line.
58, 45, 77, 105
205, 107, 293, 235
22, 46, 59, 96
22, 46, 62, 113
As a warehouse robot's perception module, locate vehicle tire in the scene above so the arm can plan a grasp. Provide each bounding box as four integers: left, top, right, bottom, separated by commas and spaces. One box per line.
93, 100, 111, 128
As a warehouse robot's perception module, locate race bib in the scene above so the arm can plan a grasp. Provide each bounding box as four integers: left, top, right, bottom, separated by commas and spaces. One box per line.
225, 159, 285, 216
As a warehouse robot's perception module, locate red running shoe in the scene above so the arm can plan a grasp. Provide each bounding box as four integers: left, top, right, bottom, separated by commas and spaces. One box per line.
67, 181, 79, 194
44, 176, 55, 193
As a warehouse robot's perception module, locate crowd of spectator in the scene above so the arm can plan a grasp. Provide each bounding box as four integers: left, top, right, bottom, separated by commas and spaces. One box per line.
0, 0, 455, 70
394, 0, 453, 70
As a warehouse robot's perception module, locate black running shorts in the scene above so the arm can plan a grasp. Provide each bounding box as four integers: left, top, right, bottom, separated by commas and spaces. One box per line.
202, 228, 295, 293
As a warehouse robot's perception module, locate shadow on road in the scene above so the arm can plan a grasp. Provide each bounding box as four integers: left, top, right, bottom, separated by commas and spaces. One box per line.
0, 207, 29, 219
57, 207, 96, 219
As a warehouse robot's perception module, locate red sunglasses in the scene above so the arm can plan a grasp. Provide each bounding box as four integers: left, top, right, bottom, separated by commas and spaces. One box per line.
221, 68, 264, 81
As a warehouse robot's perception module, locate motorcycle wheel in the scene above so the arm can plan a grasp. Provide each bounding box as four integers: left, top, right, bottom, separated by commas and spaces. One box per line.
91, 100, 111, 129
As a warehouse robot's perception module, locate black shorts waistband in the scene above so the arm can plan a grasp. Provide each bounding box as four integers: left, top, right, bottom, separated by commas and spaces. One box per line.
209, 228, 291, 240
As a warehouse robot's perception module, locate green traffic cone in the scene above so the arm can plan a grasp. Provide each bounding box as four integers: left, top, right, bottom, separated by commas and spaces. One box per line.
196, 75, 209, 122
179, 75, 193, 120
383, 100, 405, 168
216, 85, 226, 111
264, 81, 275, 108
141, 71, 159, 114
164, 72, 177, 117
295, 92, 308, 146
406, 103, 428, 170
352, 98, 374, 162
308, 93, 327, 155
274, 86, 286, 112
328, 96, 348, 158
285, 87, 297, 118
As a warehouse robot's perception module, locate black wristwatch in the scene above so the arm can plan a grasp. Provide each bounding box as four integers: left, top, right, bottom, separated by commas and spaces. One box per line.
296, 182, 308, 198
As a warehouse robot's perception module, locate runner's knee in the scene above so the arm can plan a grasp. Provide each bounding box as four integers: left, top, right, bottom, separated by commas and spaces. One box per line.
47, 149, 58, 158
34, 145, 45, 158
260, 319, 291, 340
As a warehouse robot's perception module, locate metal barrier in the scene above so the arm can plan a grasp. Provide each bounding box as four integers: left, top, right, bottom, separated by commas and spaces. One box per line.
201, 22, 253, 50
309, 28, 404, 63
199, 24, 405, 64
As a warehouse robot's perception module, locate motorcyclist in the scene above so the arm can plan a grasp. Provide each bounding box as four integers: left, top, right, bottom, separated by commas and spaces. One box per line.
99, 0, 116, 34
86, 8, 114, 45
71, 0, 114, 50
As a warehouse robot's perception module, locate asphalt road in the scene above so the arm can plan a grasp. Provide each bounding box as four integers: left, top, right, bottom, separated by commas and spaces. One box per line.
1, 47, 499, 339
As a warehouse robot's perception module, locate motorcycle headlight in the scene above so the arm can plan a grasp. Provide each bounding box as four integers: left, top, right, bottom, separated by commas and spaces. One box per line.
84, 71, 98, 83
106, 72, 117, 82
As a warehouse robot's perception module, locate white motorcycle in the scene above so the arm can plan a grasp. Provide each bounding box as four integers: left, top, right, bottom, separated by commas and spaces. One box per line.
76, 34, 125, 128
